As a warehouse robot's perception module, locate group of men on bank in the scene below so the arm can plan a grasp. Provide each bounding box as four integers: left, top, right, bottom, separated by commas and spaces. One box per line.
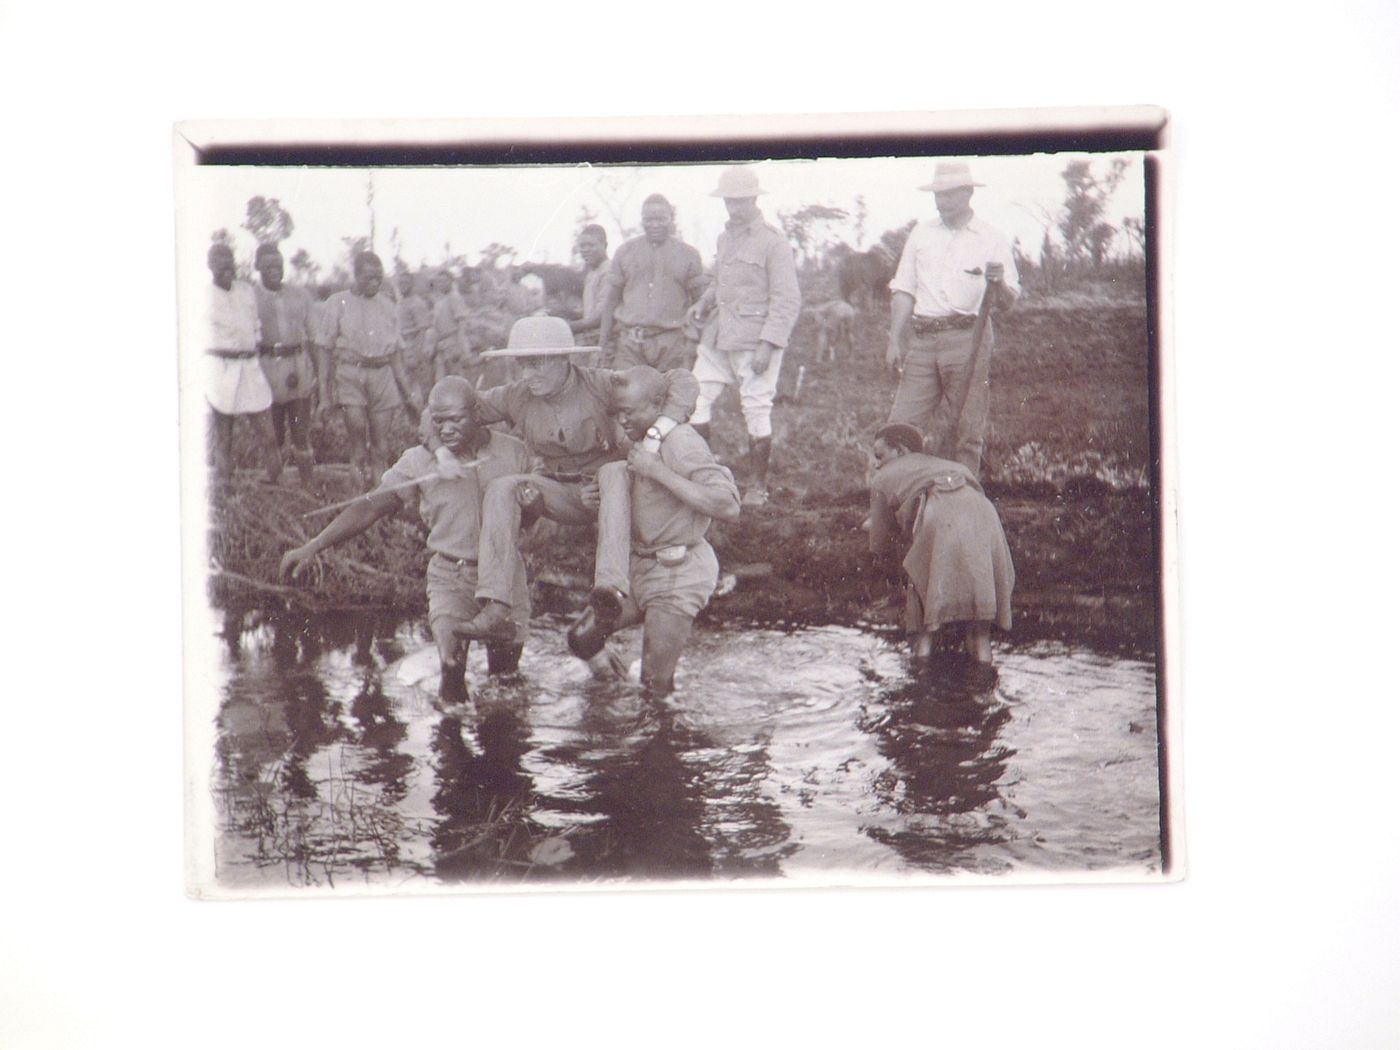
206, 161, 1022, 695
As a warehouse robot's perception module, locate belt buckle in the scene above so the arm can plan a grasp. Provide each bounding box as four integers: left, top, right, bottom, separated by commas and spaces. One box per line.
655, 544, 687, 567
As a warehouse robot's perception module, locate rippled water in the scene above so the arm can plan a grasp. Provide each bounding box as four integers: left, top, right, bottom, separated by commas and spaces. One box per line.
208, 611, 1162, 889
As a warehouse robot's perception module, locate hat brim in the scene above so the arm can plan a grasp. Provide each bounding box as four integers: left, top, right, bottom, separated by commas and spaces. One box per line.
480, 345, 600, 358
917, 180, 985, 192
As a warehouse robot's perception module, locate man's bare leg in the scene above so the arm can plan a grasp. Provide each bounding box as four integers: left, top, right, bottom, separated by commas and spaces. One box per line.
640, 607, 695, 696
253, 410, 282, 484
964, 622, 992, 664
367, 407, 397, 486
209, 409, 234, 483
340, 406, 372, 489
432, 620, 469, 705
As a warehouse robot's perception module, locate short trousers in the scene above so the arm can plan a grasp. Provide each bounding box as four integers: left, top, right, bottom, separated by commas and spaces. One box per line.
629, 541, 719, 619
259, 349, 316, 404
334, 360, 401, 412
425, 553, 529, 644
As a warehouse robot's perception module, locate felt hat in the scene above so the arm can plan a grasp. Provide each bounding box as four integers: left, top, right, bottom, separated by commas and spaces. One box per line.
710, 165, 766, 198
481, 315, 600, 358
917, 161, 985, 192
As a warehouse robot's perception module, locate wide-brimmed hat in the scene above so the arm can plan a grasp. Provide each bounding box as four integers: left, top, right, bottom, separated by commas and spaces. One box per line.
917, 161, 985, 193
481, 315, 600, 358
709, 166, 766, 199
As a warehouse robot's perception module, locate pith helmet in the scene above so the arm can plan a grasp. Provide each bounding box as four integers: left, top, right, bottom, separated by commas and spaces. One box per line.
710, 165, 766, 198
917, 161, 985, 192
481, 315, 600, 358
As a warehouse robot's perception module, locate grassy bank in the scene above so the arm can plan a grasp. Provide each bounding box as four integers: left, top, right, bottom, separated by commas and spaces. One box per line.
208, 296, 1160, 654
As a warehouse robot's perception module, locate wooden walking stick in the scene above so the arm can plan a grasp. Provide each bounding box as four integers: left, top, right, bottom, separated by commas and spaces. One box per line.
949, 269, 1001, 467
298, 458, 485, 518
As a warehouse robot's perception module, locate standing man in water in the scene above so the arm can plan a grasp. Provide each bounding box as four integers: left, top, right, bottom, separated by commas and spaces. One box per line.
316, 251, 423, 489
203, 242, 281, 485
252, 242, 319, 488
885, 161, 1020, 477
569, 224, 610, 350
280, 377, 536, 704
566, 366, 740, 695
598, 194, 707, 373
687, 165, 801, 507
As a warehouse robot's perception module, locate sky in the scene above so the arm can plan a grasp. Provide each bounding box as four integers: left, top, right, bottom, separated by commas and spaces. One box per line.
183, 151, 1147, 278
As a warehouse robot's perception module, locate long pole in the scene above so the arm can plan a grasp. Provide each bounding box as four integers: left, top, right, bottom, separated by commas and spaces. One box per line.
298, 460, 484, 518
949, 275, 998, 462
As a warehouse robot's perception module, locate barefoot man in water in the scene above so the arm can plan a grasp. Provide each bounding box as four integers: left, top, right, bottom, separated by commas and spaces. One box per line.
566, 366, 740, 695
280, 376, 539, 704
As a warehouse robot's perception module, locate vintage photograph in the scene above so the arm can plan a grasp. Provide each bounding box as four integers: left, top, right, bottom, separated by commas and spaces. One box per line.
178, 114, 1175, 895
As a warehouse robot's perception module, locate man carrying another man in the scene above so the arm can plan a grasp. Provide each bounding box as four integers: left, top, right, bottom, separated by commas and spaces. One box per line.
432, 316, 700, 644
252, 242, 319, 488
687, 166, 801, 507
280, 376, 536, 704
597, 195, 707, 373
566, 366, 740, 696
316, 251, 423, 489
884, 161, 1019, 477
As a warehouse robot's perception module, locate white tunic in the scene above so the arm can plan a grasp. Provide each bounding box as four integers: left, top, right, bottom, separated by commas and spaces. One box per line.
204, 280, 273, 414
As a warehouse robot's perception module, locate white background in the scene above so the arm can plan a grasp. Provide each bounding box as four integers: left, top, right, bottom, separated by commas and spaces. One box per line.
3, 3, 1398, 1048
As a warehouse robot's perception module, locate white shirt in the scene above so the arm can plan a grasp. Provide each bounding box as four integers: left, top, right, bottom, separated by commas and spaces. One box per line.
889, 215, 1020, 317
203, 280, 272, 414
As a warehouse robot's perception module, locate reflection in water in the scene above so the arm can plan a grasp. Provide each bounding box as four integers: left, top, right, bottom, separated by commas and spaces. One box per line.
209, 612, 1162, 888
860, 663, 1019, 874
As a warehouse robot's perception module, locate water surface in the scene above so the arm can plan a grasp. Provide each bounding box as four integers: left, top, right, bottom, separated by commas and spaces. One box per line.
210, 612, 1161, 888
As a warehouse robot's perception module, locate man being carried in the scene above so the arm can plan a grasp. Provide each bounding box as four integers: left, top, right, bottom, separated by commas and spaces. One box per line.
280, 377, 536, 704
687, 166, 801, 507
436, 316, 699, 641
884, 162, 1020, 477
316, 251, 423, 489
252, 242, 320, 488
568, 224, 610, 348
203, 242, 281, 485
566, 366, 740, 696
598, 195, 707, 373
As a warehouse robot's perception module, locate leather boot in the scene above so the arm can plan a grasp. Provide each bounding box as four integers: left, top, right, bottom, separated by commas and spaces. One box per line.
743, 436, 773, 506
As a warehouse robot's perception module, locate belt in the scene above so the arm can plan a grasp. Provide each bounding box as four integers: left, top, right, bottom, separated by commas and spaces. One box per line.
621, 324, 681, 340
258, 343, 305, 358
633, 542, 691, 566
337, 353, 394, 369
207, 348, 258, 359
437, 553, 477, 568
910, 314, 977, 335
539, 469, 595, 484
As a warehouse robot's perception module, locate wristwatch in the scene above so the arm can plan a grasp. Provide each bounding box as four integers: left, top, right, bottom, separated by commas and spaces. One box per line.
645, 425, 664, 443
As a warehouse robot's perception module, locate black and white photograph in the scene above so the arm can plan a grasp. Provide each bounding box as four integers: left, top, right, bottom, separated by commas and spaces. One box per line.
177, 113, 1176, 894
9, 2, 1400, 1045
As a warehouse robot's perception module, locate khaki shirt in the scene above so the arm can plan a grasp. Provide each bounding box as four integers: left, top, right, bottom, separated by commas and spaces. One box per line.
380, 432, 531, 561
252, 282, 315, 347
581, 260, 609, 321
429, 290, 470, 355
706, 213, 801, 351
606, 236, 706, 329
474, 364, 700, 475
631, 425, 739, 553
398, 294, 432, 347
318, 289, 402, 361
869, 452, 983, 552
